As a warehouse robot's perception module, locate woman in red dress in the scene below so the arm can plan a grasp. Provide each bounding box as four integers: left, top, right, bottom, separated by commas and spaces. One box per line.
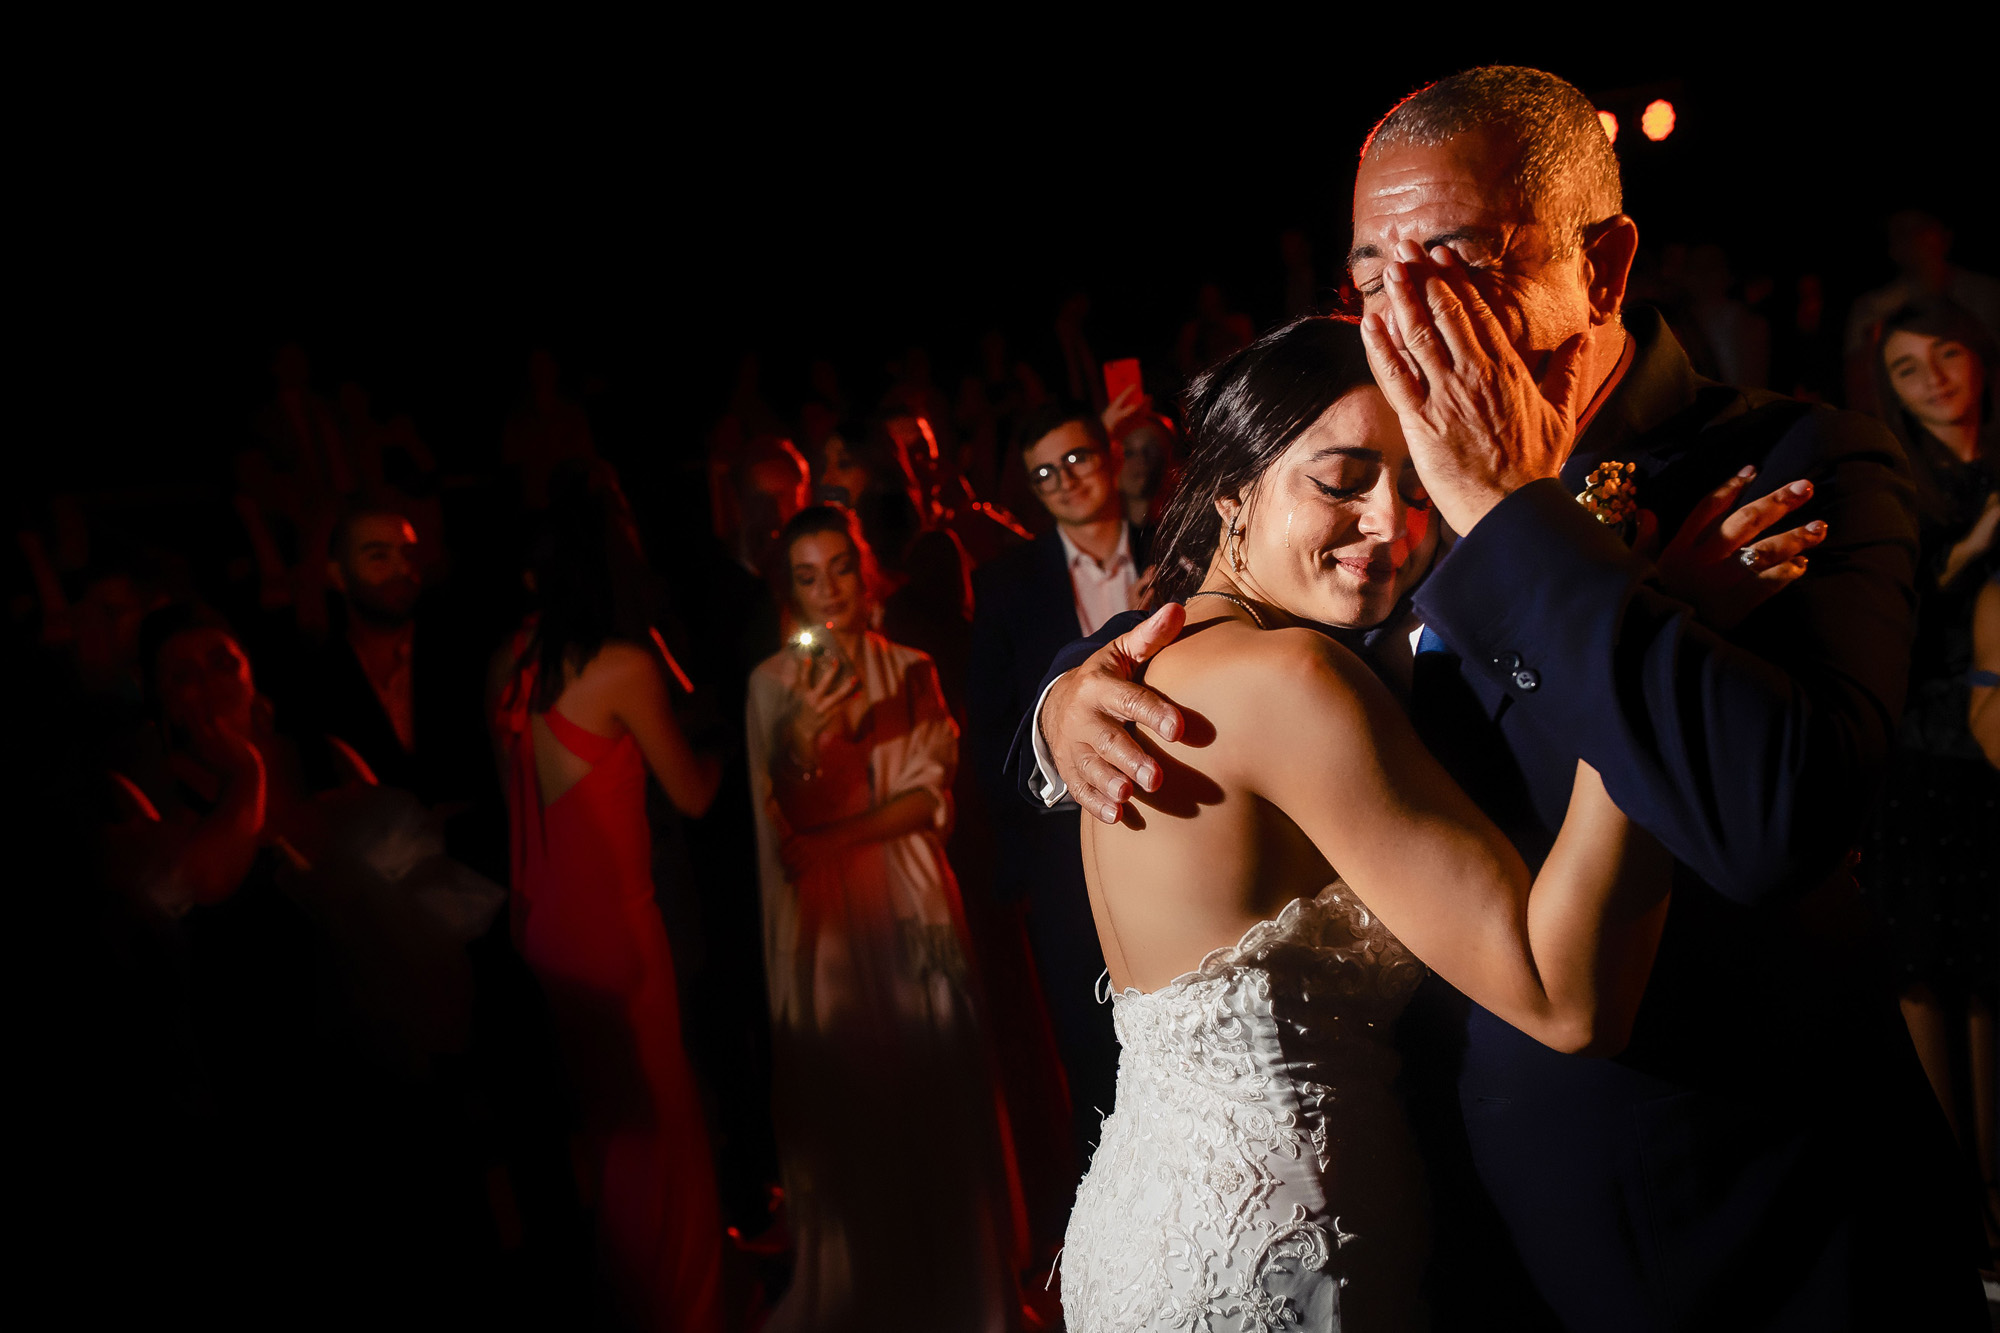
490, 462, 725, 1330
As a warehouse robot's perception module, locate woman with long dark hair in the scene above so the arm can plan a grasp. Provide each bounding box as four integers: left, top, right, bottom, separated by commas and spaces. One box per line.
745, 504, 1025, 1332
1861, 298, 2000, 1255
1058, 318, 1822, 1330
489, 460, 725, 1331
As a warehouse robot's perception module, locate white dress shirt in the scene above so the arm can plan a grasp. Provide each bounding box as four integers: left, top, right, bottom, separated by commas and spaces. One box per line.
1060, 522, 1139, 638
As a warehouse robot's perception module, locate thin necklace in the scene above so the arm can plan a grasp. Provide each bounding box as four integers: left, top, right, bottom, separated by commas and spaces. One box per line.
1187, 589, 1269, 630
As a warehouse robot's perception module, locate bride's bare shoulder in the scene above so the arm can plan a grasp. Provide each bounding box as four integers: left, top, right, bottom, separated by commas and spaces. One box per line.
1147, 621, 1376, 725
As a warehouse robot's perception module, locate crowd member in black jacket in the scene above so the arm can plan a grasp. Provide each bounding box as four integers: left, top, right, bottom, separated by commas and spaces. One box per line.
968, 402, 1152, 1184
290, 497, 505, 877
273, 495, 583, 1309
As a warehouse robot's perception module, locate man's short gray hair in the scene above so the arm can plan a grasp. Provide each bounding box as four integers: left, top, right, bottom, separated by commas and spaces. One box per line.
1362, 66, 1623, 251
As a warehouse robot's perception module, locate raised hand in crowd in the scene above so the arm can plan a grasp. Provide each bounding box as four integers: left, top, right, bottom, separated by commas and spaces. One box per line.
1945, 491, 1999, 588
1100, 382, 1156, 443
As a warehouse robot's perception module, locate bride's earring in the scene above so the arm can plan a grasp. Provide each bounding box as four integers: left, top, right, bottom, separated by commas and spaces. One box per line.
1228, 514, 1246, 571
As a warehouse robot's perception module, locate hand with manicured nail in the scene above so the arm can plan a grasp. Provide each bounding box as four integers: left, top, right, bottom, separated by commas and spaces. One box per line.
1633, 469, 1827, 630
1359, 242, 1588, 537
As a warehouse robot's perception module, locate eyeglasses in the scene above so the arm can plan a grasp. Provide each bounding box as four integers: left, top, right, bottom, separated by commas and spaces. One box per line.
1028, 446, 1106, 493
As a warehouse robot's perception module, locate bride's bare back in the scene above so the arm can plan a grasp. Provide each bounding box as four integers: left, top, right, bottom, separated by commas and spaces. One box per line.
1081, 614, 1354, 993
1082, 602, 1668, 1054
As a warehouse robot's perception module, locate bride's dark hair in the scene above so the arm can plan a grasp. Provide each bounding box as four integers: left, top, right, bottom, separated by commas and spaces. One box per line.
1152, 317, 1377, 605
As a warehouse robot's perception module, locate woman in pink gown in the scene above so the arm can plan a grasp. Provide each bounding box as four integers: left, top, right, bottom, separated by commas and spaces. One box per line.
491, 462, 725, 1330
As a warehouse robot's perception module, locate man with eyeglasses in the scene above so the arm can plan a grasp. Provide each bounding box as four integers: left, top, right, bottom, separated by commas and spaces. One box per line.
1026, 407, 1147, 634
966, 401, 1155, 1213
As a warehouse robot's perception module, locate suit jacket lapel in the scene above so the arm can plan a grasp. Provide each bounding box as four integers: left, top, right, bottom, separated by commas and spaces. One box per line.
1560, 305, 1814, 537
1032, 528, 1079, 644
1561, 304, 1704, 491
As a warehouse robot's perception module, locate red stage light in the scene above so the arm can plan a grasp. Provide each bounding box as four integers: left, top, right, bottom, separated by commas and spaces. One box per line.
1597, 110, 1619, 144
1642, 99, 1676, 141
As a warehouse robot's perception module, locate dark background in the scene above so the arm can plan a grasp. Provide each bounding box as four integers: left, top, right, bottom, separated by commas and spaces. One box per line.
26, 37, 1992, 494
12, 33, 1994, 1324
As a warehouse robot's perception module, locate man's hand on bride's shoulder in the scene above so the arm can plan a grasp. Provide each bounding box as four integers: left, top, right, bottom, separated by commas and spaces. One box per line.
1637, 466, 1827, 631
1046, 603, 1187, 825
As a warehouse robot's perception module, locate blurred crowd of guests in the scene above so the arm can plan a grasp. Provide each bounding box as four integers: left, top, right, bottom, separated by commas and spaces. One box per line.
12, 212, 1997, 1330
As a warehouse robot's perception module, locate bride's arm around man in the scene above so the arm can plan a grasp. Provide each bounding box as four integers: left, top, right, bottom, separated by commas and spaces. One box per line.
1031, 65, 1985, 1330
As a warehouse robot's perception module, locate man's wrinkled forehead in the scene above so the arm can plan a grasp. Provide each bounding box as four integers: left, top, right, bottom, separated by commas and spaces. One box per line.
1347, 133, 1530, 270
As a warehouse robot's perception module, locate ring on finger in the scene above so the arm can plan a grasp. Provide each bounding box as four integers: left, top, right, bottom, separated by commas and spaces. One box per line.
1738, 547, 1766, 570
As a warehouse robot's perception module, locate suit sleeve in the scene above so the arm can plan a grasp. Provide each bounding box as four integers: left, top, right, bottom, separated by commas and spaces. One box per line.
967, 567, 1022, 813
1414, 408, 1918, 906
1001, 609, 1148, 807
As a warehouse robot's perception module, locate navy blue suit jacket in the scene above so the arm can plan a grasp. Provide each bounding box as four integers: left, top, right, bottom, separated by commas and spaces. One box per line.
1008, 308, 1983, 1329
973, 525, 1150, 903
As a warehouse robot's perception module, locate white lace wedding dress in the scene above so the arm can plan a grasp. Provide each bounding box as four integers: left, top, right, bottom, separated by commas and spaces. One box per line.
1062, 882, 1431, 1331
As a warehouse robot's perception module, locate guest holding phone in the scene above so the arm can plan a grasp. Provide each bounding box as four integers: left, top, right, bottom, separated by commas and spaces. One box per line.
746, 504, 1025, 1332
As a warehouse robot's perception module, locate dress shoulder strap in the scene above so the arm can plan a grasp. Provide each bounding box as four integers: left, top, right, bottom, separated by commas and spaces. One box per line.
542, 705, 621, 762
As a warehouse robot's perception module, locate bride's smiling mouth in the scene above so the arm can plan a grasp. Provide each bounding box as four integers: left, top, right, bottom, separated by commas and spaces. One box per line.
1335, 555, 1398, 583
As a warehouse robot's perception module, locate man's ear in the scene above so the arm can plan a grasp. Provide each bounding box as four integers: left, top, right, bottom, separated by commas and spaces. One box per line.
1582, 215, 1639, 327
326, 560, 347, 594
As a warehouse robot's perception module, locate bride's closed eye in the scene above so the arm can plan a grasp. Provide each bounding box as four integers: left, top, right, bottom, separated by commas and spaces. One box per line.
1311, 476, 1367, 502
1310, 473, 1431, 512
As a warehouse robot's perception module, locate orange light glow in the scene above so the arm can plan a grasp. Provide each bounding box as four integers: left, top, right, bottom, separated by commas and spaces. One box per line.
1597, 109, 1619, 144
1641, 99, 1675, 141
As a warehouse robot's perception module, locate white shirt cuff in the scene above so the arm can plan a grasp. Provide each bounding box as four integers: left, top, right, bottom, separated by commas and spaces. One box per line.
1027, 672, 1071, 808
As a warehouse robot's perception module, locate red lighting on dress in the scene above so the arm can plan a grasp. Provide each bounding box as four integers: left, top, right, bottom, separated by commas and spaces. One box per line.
1597, 110, 1619, 144
1642, 99, 1676, 141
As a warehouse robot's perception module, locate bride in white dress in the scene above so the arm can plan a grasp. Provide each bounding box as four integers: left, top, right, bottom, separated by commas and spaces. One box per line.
1058, 318, 1812, 1330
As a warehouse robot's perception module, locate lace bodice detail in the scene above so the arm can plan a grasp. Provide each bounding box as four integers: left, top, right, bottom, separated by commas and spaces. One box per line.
1063, 882, 1428, 1332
